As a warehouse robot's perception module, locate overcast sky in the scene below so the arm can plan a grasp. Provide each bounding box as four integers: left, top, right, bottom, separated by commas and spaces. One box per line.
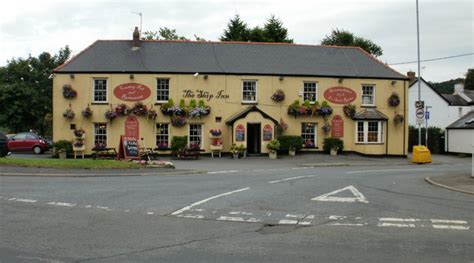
1, 0, 472, 82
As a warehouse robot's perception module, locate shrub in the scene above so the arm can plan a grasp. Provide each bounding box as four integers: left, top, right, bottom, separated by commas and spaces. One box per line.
266, 139, 281, 152
189, 99, 197, 108
323, 138, 344, 152
278, 136, 303, 151
53, 140, 73, 156
170, 136, 187, 152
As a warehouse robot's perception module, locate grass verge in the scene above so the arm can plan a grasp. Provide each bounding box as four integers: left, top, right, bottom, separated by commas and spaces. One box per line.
0, 158, 141, 169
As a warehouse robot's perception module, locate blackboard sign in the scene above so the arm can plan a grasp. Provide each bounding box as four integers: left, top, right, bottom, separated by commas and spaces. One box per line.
118, 135, 139, 160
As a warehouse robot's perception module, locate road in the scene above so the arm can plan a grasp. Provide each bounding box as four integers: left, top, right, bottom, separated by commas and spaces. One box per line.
1, 162, 473, 262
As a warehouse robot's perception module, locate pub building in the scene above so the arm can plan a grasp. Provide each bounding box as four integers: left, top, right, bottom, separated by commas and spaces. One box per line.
52, 27, 409, 157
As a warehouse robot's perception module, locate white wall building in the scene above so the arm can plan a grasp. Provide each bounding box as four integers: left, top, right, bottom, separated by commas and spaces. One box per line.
445, 110, 474, 154
408, 76, 473, 129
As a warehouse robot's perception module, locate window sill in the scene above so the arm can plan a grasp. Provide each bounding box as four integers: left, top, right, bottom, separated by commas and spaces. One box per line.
355, 142, 384, 145
155, 101, 168, 105
91, 102, 109, 105
241, 101, 257, 105
361, 105, 376, 108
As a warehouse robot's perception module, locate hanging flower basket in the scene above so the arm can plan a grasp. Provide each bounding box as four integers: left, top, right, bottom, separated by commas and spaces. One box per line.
74, 129, 85, 138
131, 102, 148, 116
271, 89, 285, 102
62, 109, 75, 120
388, 93, 400, 107
343, 104, 356, 118
276, 118, 288, 132
105, 109, 118, 122
171, 116, 186, 127
317, 101, 333, 119
81, 106, 93, 118
209, 129, 222, 136
394, 114, 404, 125
62, 84, 77, 99
148, 109, 158, 120
115, 104, 131, 116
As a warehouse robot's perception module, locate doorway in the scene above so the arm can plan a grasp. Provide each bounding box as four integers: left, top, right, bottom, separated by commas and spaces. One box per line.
247, 123, 261, 154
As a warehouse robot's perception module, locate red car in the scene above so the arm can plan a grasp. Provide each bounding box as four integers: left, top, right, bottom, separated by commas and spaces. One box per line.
7, 132, 50, 154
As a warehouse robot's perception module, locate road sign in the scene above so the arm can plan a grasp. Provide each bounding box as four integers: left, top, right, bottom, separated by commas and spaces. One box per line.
415, 101, 425, 109
416, 108, 424, 119
425, 111, 430, 120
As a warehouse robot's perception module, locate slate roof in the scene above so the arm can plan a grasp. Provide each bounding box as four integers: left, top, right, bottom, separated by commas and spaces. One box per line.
225, 105, 278, 125
352, 108, 388, 120
441, 94, 470, 106
54, 40, 407, 80
446, 110, 474, 129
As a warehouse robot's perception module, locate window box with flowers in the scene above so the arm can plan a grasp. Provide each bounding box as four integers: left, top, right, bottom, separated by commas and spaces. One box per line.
288, 100, 312, 117
317, 101, 333, 120
188, 100, 211, 118
131, 102, 148, 116
115, 103, 131, 116
210, 138, 223, 150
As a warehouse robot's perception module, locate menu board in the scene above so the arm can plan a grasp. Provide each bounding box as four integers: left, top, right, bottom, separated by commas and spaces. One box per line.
263, 124, 273, 141
331, 115, 344, 138
118, 135, 139, 160
235, 124, 245, 142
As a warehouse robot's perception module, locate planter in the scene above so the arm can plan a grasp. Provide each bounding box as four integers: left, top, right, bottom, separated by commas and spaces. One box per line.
330, 148, 338, 156
269, 151, 277, 159
58, 151, 67, 159
289, 149, 296, 156
232, 153, 239, 159
210, 145, 223, 151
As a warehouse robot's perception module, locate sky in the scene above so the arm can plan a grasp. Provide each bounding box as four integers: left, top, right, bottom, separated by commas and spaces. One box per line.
1, 0, 472, 83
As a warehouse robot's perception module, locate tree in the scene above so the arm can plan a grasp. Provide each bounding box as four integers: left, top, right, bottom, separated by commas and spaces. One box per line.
465, 68, 474, 90
0, 46, 71, 135
220, 15, 250, 41
262, 15, 293, 43
321, 28, 383, 57
142, 27, 189, 41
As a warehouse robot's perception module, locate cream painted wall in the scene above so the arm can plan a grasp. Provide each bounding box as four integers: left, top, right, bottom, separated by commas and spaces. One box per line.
53, 73, 408, 155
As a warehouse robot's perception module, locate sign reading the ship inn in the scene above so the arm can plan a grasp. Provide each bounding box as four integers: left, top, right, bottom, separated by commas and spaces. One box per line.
323, 86, 357, 104
114, 83, 151, 101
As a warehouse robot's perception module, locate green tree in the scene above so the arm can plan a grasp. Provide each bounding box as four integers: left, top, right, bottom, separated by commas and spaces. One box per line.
262, 15, 293, 43
465, 68, 474, 90
142, 27, 189, 40
321, 28, 383, 57
0, 46, 71, 135
220, 14, 250, 41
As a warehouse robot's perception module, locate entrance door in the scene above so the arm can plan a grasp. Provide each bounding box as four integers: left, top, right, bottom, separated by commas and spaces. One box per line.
247, 123, 261, 154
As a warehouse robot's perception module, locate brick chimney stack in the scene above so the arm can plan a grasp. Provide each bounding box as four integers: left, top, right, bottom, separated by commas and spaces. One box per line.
407, 71, 416, 83
132, 27, 140, 50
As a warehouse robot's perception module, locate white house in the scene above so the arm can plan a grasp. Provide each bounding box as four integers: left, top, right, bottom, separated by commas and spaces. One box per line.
408, 73, 473, 129
445, 110, 474, 154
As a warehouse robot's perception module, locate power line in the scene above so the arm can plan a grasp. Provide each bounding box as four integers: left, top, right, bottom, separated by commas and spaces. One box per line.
388, 52, 473, 65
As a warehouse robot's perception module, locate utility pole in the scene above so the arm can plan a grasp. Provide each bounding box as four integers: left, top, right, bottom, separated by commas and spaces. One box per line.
425, 105, 431, 145
416, 0, 422, 145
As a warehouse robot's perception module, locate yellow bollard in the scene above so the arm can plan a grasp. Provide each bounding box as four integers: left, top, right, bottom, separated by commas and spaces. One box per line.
412, 145, 432, 164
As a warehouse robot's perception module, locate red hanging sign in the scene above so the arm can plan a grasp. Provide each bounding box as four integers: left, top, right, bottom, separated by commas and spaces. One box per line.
323, 86, 357, 104
235, 124, 245, 142
331, 115, 344, 138
125, 115, 139, 140
263, 124, 273, 141
114, 83, 151, 101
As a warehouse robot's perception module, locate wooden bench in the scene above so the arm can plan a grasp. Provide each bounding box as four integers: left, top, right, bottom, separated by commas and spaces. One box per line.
174, 148, 202, 160
92, 148, 117, 160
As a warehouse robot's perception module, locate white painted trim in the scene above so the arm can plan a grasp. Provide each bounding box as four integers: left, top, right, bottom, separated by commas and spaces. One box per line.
361, 84, 376, 107
241, 79, 258, 103
188, 123, 204, 149
92, 77, 109, 103
155, 77, 170, 103
302, 81, 318, 102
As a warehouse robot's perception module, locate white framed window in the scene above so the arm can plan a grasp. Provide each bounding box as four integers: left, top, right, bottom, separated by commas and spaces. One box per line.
301, 123, 317, 148
361, 85, 375, 106
156, 78, 170, 102
93, 78, 108, 103
303, 82, 317, 102
188, 124, 203, 149
93, 123, 107, 146
242, 80, 257, 103
355, 121, 384, 144
156, 123, 169, 148
458, 107, 463, 117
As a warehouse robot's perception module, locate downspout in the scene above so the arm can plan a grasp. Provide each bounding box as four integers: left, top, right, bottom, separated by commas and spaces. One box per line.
386, 120, 389, 156
403, 80, 407, 156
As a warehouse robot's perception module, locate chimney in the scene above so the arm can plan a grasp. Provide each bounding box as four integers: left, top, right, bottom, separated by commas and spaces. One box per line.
132, 27, 140, 50
454, 82, 465, 95
407, 71, 416, 83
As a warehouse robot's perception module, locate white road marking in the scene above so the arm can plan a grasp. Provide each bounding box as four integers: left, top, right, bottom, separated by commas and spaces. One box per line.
14, 198, 37, 203
330, 223, 365, 226
378, 222, 416, 228
48, 202, 76, 207
171, 187, 250, 215
379, 218, 419, 222
229, 211, 253, 215
217, 216, 261, 223
146, 212, 154, 215
207, 170, 240, 174
312, 185, 369, 203
298, 221, 311, 225
306, 215, 315, 219
346, 168, 433, 174
96, 206, 113, 211
178, 214, 205, 219
432, 225, 470, 230
286, 214, 306, 218
278, 219, 298, 225
269, 175, 317, 184
430, 219, 467, 224
329, 215, 347, 220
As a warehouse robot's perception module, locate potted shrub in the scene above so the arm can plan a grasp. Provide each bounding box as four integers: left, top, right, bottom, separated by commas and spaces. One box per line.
266, 139, 280, 159
323, 138, 344, 156
230, 144, 240, 159
53, 140, 73, 159
278, 135, 303, 156
170, 136, 187, 157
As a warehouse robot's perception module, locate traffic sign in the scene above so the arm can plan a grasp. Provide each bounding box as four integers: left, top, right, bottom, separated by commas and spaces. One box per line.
425, 111, 430, 120
415, 101, 425, 109
416, 108, 424, 119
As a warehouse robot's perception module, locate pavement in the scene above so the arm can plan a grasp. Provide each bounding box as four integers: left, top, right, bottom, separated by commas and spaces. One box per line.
426, 173, 474, 195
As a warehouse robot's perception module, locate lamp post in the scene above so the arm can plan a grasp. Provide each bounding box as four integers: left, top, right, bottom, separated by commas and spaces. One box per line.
416, 0, 422, 145
425, 105, 431, 145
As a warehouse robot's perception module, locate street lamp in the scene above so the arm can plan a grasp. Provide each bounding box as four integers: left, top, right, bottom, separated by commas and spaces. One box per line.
416, 0, 422, 146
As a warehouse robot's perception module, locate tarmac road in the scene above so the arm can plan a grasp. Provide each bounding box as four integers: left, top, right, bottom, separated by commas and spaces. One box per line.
0, 161, 473, 262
